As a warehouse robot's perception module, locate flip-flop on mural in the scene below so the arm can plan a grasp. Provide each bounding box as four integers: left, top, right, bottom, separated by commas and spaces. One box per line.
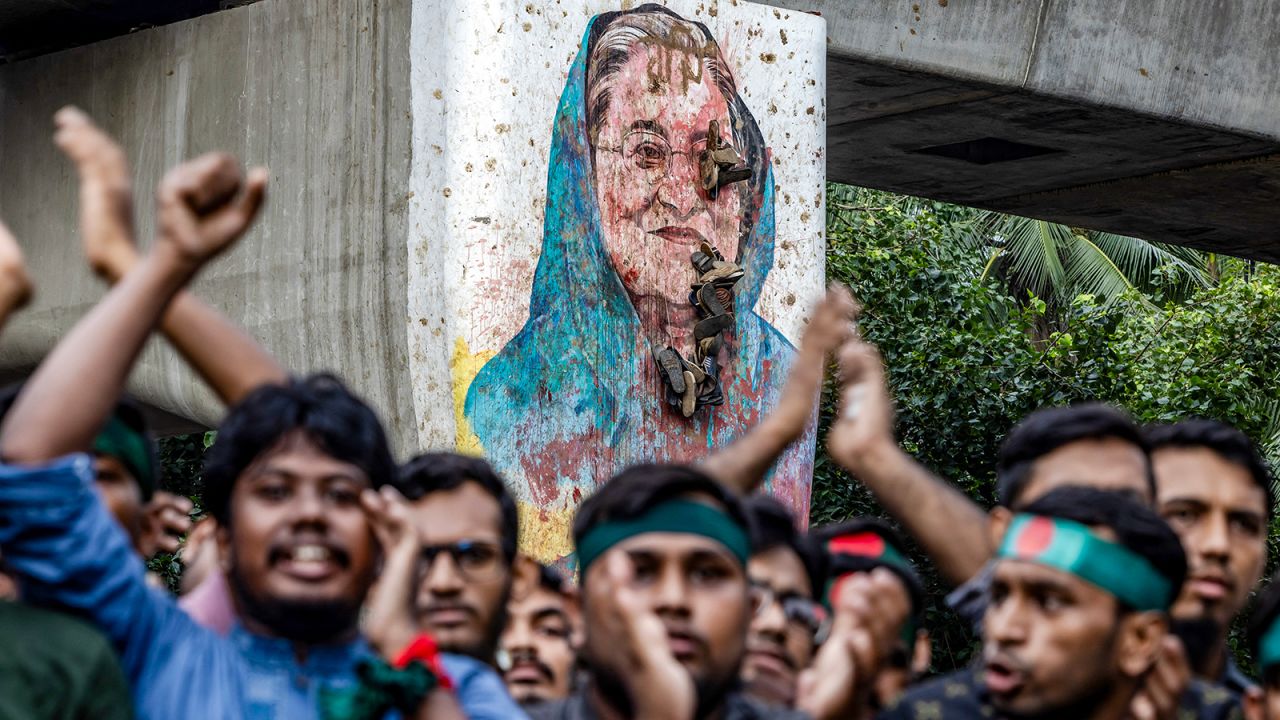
411, 1, 826, 564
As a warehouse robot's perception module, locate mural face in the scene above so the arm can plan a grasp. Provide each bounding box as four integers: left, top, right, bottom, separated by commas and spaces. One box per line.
407, 1, 826, 564
592, 43, 742, 344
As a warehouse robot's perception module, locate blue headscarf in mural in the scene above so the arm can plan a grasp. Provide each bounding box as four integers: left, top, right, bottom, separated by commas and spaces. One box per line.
465, 5, 811, 537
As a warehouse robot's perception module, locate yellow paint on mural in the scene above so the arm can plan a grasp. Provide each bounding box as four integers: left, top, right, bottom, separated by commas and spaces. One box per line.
518, 500, 576, 566
450, 337, 494, 456
451, 337, 576, 563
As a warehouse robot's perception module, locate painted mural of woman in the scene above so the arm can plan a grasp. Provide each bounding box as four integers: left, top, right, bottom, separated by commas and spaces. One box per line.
465, 4, 814, 558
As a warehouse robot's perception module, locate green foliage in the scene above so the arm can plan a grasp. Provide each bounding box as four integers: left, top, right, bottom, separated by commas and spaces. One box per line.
815, 184, 1280, 672
151, 431, 210, 592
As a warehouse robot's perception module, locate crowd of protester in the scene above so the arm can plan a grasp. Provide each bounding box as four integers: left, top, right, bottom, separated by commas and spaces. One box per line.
1, 105, 1279, 720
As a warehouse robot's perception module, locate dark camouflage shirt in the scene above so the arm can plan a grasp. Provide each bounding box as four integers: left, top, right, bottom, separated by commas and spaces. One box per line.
527, 687, 809, 720
876, 668, 1242, 720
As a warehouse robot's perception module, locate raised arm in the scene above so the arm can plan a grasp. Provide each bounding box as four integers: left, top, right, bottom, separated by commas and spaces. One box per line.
826, 337, 993, 587
1, 106, 265, 464
54, 110, 286, 407
0, 220, 34, 334
700, 284, 857, 494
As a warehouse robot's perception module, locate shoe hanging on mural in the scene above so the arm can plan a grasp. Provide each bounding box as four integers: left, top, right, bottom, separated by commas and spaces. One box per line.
656, 242, 744, 418
700, 119, 752, 201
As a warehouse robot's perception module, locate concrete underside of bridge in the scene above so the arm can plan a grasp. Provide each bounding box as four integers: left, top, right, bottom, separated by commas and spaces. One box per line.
0, 0, 1277, 437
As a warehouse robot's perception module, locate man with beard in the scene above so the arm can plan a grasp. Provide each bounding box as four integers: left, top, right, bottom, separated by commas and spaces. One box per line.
0, 108, 520, 719
1148, 420, 1271, 696
739, 495, 827, 709
1246, 574, 1280, 719
530, 464, 907, 720
812, 518, 931, 712
878, 486, 1240, 720
398, 452, 520, 666
499, 561, 580, 706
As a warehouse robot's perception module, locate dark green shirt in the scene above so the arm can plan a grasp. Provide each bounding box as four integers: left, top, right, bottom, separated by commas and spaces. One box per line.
0, 600, 133, 720
877, 668, 1241, 720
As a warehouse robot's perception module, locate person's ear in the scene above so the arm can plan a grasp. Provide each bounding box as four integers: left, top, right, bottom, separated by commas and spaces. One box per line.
911, 629, 933, 677
1117, 611, 1167, 678
509, 553, 541, 602
1241, 685, 1266, 720
215, 521, 233, 573
563, 586, 585, 650
989, 507, 1013, 551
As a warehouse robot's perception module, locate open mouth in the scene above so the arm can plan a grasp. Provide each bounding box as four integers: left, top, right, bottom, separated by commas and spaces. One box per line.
649, 226, 707, 247
984, 656, 1026, 697
505, 661, 552, 685
269, 542, 349, 582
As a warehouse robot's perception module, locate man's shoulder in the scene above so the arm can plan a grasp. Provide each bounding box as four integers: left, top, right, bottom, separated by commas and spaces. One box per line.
724, 692, 809, 719
878, 669, 987, 718
525, 692, 809, 720
1183, 678, 1245, 719
525, 697, 580, 720
0, 599, 113, 651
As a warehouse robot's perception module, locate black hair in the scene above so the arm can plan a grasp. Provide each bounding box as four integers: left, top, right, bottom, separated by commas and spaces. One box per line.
1248, 573, 1280, 679
395, 452, 520, 564
996, 403, 1153, 508
202, 374, 395, 525
535, 562, 569, 595
572, 463, 751, 583
1145, 418, 1275, 519
0, 381, 158, 499
1017, 486, 1188, 611
742, 494, 827, 600
812, 518, 925, 621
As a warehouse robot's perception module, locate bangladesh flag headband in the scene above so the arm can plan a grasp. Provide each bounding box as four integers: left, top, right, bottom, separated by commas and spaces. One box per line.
576, 499, 751, 573
825, 531, 920, 643
998, 514, 1174, 612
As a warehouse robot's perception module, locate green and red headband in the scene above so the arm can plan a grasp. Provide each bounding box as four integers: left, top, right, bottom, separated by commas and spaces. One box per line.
826, 531, 911, 572
998, 514, 1174, 612
825, 531, 922, 643
576, 499, 751, 574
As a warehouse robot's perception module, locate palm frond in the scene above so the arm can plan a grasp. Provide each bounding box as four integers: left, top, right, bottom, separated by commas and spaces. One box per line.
980, 214, 1071, 303
1084, 232, 1211, 301
1065, 232, 1144, 306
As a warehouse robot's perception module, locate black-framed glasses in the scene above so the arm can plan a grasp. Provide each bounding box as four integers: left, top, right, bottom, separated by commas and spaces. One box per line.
418, 540, 505, 582
593, 129, 741, 187
750, 581, 828, 637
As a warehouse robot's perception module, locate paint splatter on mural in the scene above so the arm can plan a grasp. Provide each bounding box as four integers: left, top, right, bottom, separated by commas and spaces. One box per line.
457, 4, 820, 563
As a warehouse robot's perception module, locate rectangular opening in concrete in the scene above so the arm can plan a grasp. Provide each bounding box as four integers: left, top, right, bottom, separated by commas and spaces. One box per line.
912, 137, 1064, 165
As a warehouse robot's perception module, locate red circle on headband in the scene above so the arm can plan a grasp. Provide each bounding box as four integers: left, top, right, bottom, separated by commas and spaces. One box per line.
1014, 516, 1055, 556
828, 532, 886, 558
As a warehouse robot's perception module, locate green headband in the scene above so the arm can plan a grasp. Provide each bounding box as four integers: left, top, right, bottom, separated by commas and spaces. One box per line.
92, 415, 155, 499
998, 514, 1173, 612
1259, 617, 1280, 671
576, 499, 750, 573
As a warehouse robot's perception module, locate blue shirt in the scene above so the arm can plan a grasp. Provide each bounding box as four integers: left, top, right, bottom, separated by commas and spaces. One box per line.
0, 454, 525, 720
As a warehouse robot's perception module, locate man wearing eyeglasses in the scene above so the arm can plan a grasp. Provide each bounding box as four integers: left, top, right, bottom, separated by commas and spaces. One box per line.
739, 495, 828, 709
398, 453, 520, 667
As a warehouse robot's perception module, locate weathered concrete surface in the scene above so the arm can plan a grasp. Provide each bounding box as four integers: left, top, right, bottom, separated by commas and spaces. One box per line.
0, 0, 418, 446
5, 0, 1280, 259
767, 0, 1280, 260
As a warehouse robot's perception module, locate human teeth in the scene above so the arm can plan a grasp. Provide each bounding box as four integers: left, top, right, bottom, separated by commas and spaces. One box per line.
293, 545, 330, 563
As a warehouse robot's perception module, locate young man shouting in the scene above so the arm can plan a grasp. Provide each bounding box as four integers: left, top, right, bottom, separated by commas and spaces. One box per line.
0, 108, 520, 719
879, 486, 1240, 720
